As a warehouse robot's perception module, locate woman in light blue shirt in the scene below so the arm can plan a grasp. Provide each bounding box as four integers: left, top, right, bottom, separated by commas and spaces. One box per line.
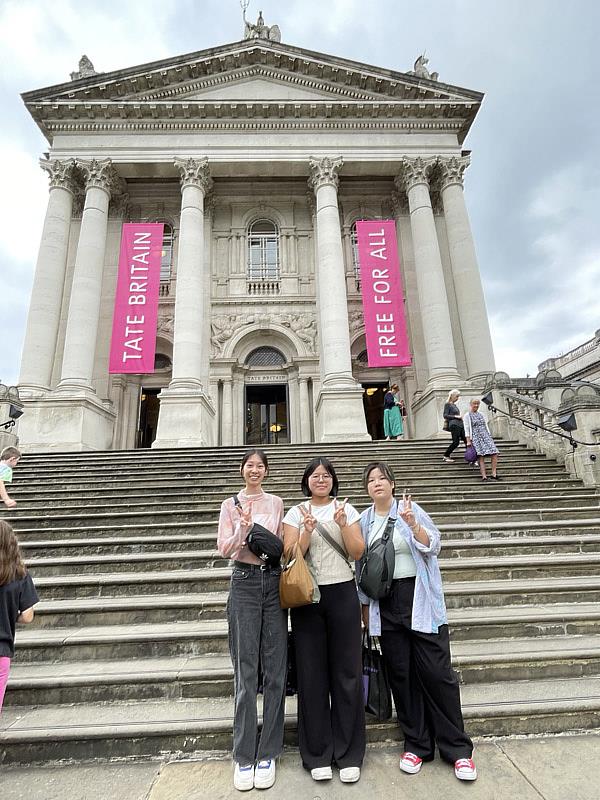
358, 461, 476, 782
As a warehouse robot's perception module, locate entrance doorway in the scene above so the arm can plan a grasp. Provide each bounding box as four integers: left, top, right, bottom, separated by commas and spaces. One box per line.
362, 383, 387, 440
245, 384, 289, 445
137, 388, 160, 448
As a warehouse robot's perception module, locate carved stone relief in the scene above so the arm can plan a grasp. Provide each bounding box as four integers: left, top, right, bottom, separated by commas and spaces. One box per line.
211, 311, 318, 356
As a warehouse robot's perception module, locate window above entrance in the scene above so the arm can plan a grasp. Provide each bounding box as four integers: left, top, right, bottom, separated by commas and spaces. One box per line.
246, 346, 286, 367
247, 219, 280, 295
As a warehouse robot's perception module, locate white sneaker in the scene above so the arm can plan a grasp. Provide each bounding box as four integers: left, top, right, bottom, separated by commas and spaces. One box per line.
254, 759, 276, 789
311, 766, 333, 781
339, 767, 361, 783
234, 763, 255, 791
454, 757, 477, 781
399, 752, 423, 774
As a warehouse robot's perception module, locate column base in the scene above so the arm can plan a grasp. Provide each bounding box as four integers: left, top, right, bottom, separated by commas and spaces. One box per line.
315, 386, 371, 443
15, 392, 116, 452
152, 388, 216, 448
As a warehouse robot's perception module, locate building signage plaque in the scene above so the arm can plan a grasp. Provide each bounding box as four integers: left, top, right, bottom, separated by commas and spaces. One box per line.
109, 223, 164, 374
357, 220, 412, 368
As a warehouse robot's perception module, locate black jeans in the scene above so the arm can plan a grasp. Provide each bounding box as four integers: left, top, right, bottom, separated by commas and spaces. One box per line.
291, 580, 366, 770
227, 563, 288, 765
444, 421, 466, 458
379, 577, 472, 763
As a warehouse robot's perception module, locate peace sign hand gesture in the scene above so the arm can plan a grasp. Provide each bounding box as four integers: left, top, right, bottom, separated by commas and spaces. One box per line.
299, 503, 317, 533
399, 491, 418, 532
235, 502, 252, 529
333, 498, 349, 528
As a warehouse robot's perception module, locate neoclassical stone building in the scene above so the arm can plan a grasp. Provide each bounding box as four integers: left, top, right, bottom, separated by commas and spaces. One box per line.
17, 23, 495, 451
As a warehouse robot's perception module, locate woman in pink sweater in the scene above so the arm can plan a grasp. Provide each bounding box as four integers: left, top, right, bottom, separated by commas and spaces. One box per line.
218, 449, 286, 792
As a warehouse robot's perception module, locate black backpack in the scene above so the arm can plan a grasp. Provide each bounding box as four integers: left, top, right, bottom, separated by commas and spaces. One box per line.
358, 516, 397, 600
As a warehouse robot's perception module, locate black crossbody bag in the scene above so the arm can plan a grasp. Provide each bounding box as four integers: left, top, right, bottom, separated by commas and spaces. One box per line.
232, 495, 283, 567
358, 515, 397, 600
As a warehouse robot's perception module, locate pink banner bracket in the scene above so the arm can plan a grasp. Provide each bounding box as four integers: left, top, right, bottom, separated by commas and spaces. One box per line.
357, 220, 412, 368
109, 223, 164, 374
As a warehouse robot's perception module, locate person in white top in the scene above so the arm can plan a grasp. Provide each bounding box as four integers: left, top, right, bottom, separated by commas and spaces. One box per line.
283, 456, 365, 784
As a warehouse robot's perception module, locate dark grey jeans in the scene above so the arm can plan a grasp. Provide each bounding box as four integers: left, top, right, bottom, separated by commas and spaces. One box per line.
227, 563, 288, 765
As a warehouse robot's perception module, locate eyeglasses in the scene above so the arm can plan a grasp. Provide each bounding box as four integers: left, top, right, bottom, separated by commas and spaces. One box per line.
310, 473, 332, 482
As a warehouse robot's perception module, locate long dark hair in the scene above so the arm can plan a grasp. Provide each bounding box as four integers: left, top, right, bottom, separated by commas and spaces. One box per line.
0, 520, 26, 586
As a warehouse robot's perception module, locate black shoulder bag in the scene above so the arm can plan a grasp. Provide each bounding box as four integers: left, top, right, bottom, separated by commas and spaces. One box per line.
232, 495, 283, 567
358, 515, 397, 600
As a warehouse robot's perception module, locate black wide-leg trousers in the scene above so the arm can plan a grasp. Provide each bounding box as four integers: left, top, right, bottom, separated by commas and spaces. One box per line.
291, 580, 366, 771
379, 577, 472, 763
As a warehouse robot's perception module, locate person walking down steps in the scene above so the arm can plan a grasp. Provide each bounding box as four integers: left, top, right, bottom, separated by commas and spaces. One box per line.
442, 390, 466, 463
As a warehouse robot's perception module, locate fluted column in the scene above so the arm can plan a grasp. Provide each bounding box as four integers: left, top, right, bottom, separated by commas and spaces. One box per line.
58, 158, 116, 392
396, 158, 460, 387
222, 378, 233, 446
299, 377, 311, 442
308, 157, 355, 388
170, 157, 213, 390
19, 159, 77, 393
152, 157, 216, 448
438, 156, 495, 380
308, 157, 369, 441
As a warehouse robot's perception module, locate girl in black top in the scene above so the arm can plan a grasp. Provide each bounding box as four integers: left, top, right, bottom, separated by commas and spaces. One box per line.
442, 390, 466, 463
0, 520, 38, 712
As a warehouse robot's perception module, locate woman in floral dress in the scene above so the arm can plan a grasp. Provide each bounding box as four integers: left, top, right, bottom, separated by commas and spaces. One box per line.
464, 399, 500, 482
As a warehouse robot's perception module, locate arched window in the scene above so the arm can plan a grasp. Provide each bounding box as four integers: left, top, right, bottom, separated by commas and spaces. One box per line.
245, 347, 286, 367
247, 219, 280, 281
160, 223, 174, 283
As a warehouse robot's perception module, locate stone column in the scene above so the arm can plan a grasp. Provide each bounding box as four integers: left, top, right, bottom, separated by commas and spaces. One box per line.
19, 159, 77, 394
438, 156, 495, 382
58, 158, 116, 393
299, 377, 312, 443
396, 158, 461, 388
153, 157, 216, 448
308, 157, 369, 441
222, 378, 233, 446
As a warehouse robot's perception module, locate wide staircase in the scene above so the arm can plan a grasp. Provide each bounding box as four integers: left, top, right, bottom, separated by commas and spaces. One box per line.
2, 440, 600, 764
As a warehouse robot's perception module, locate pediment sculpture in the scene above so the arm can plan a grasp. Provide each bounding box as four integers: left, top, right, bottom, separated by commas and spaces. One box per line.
242, 4, 281, 42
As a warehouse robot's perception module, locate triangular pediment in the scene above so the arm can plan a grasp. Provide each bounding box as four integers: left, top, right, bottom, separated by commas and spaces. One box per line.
23, 38, 483, 141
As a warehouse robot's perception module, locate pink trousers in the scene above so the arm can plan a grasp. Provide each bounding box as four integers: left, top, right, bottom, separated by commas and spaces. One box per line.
0, 656, 10, 712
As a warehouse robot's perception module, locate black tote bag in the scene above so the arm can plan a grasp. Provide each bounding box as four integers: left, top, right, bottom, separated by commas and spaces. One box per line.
362, 634, 392, 721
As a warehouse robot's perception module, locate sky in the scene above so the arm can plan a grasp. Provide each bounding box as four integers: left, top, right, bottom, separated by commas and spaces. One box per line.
1, 0, 599, 385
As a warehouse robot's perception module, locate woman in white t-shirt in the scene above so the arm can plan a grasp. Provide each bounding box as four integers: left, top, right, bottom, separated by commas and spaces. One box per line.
283, 456, 366, 784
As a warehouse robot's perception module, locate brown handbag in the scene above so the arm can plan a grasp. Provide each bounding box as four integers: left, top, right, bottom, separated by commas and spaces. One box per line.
279, 542, 314, 609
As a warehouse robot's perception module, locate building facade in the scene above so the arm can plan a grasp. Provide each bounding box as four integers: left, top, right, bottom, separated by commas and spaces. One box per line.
17, 25, 495, 451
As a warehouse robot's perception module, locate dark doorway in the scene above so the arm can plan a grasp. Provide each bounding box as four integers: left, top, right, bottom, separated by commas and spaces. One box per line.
362, 383, 387, 440
245, 384, 289, 445
137, 388, 160, 448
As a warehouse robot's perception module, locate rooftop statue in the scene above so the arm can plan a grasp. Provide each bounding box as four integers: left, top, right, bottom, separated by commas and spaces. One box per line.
70, 55, 99, 81
242, 2, 281, 42
408, 54, 439, 82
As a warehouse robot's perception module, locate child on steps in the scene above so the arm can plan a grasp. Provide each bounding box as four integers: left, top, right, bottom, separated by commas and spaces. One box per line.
0, 520, 38, 712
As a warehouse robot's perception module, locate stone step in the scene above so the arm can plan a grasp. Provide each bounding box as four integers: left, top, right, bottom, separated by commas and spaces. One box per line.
14, 602, 600, 662
11, 493, 600, 517
19, 531, 600, 562
10, 505, 600, 530
11, 517, 600, 543
7, 634, 600, 707
2, 676, 600, 764
24, 550, 600, 583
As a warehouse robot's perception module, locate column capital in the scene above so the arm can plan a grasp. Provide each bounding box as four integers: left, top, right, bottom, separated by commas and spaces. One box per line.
174, 156, 213, 194
437, 155, 470, 190
76, 158, 119, 196
395, 156, 437, 193
308, 156, 343, 193
40, 158, 78, 194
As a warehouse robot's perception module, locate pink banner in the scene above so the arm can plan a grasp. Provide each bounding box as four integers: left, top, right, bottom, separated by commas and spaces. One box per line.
357, 220, 412, 368
109, 223, 164, 374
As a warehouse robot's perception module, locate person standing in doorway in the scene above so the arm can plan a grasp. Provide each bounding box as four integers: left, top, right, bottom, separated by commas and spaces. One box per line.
218, 449, 287, 792
442, 390, 466, 463
383, 384, 403, 441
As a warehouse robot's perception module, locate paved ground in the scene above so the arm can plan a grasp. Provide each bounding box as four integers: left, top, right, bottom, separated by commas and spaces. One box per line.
1, 734, 599, 800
